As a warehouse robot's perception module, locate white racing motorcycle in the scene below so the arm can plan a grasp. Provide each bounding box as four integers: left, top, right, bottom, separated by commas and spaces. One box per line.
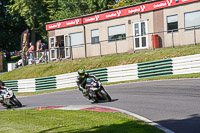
85, 79, 111, 103
0, 86, 22, 108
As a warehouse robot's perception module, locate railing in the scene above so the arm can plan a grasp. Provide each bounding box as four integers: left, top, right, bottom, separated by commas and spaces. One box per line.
15, 25, 200, 69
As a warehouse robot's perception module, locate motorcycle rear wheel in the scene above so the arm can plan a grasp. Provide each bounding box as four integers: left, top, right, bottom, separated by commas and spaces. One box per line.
100, 89, 111, 102
10, 97, 22, 107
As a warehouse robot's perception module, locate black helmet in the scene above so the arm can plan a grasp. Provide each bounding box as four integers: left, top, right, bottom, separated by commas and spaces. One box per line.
78, 68, 86, 78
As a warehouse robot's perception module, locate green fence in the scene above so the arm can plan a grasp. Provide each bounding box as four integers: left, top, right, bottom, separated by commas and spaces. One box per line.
138, 59, 173, 78
86, 67, 108, 82
35, 76, 57, 91
4, 80, 18, 92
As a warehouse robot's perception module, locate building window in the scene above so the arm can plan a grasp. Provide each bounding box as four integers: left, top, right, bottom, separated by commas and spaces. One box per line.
108, 24, 126, 42
185, 10, 200, 29
91, 29, 99, 44
69, 32, 83, 46
167, 15, 178, 33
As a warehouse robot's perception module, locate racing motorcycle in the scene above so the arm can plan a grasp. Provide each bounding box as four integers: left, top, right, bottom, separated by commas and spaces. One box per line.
85, 78, 111, 102
0, 86, 22, 108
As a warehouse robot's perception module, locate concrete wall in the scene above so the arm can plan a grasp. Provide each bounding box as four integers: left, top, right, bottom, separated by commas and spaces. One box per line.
84, 11, 153, 57
153, 9, 165, 48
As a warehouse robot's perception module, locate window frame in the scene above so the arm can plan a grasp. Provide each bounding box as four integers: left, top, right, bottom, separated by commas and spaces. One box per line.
91, 29, 100, 44
69, 32, 83, 46
108, 24, 126, 42
167, 14, 178, 33
184, 10, 200, 30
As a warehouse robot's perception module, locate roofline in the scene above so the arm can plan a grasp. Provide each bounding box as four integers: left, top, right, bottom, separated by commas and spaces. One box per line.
45, 0, 161, 25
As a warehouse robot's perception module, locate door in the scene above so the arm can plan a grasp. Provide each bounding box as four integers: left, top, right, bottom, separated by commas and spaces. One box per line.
133, 21, 148, 50
64, 35, 71, 58
49, 37, 56, 59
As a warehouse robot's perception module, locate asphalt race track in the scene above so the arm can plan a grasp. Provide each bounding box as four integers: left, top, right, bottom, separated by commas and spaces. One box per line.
1, 78, 200, 133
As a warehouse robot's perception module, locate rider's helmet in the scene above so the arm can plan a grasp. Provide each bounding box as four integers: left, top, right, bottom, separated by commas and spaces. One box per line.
78, 68, 86, 78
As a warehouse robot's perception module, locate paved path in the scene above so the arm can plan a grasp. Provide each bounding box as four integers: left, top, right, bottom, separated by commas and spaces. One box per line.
1, 78, 200, 133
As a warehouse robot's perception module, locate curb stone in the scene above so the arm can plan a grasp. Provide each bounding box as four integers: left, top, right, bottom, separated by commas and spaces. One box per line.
34, 105, 174, 133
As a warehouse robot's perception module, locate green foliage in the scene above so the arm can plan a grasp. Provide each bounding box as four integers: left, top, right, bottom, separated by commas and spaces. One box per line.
51, 0, 116, 21
110, 0, 148, 8
0, 0, 28, 53
8, 0, 54, 43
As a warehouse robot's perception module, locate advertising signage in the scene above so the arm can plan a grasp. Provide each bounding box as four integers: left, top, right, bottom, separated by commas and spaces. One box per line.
46, 18, 82, 31
46, 0, 199, 31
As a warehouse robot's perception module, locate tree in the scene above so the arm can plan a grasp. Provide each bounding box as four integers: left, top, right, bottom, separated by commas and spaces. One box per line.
110, 0, 148, 8
87, 0, 115, 13
9, 0, 53, 44
50, 0, 116, 21
0, 0, 28, 60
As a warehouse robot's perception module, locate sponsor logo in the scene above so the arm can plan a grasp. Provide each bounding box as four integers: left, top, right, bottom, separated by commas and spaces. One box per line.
153, 0, 173, 8
85, 15, 100, 22
57, 22, 61, 28
95, 15, 100, 21
140, 5, 146, 12
116, 10, 122, 16
66, 19, 80, 25
106, 10, 121, 18
153, 2, 167, 8
167, 0, 173, 6
48, 22, 62, 29
128, 7, 141, 14
75, 19, 79, 24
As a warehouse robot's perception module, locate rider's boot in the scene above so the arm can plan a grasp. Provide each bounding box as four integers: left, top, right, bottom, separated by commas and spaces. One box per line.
83, 90, 91, 100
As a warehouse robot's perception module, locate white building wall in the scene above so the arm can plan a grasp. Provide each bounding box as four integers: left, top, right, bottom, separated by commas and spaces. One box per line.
164, 2, 200, 47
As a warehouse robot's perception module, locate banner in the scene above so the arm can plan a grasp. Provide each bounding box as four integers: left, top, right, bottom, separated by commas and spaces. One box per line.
36, 40, 41, 59
21, 29, 30, 54
46, 0, 199, 30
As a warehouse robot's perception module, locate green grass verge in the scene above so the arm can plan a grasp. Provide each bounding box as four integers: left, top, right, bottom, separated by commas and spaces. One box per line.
0, 109, 164, 133
1, 44, 200, 81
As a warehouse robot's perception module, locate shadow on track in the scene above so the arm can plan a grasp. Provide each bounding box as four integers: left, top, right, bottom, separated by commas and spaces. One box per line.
156, 114, 200, 133
91, 99, 119, 104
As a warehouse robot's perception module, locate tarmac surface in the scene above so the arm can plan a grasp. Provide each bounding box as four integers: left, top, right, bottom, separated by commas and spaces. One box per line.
1, 78, 200, 133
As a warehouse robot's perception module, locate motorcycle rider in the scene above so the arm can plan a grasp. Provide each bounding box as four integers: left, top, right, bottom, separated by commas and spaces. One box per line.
0, 80, 6, 107
0, 80, 5, 93
76, 68, 100, 99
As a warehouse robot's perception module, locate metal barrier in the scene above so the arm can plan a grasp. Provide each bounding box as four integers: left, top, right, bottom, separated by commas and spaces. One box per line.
172, 54, 200, 75
138, 59, 173, 78
35, 76, 57, 91
86, 68, 108, 82
4, 54, 200, 92
4, 80, 18, 92
107, 64, 138, 82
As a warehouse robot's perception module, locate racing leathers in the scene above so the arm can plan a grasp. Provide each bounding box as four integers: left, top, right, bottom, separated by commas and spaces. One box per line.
76, 73, 99, 99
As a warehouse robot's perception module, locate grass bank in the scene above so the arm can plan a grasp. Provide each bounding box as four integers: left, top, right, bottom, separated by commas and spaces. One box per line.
1, 44, 200, 81
0, 109, 164, 133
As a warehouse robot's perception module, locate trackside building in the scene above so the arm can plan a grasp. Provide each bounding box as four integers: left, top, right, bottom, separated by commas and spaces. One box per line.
45, 0, 200, 61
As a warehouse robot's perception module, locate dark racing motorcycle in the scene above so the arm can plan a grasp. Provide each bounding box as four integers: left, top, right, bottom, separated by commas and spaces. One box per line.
0, 86, 22, 108
85, 79, 111, 102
